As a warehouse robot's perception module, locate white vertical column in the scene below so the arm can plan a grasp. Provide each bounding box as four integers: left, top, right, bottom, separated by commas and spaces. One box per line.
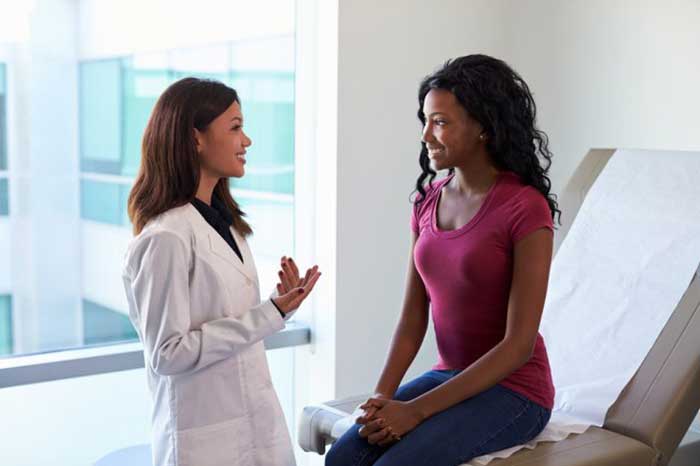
293, 0, 339, 464
11, 0, 81, 352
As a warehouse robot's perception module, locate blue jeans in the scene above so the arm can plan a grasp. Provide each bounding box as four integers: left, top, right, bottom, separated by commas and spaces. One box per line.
325, 370, 551, 466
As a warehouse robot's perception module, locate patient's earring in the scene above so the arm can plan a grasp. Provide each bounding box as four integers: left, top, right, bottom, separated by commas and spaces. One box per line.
479, 133, 486, 141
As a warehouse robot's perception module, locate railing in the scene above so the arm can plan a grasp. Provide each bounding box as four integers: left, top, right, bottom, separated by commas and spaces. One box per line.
0, 321, 310, 388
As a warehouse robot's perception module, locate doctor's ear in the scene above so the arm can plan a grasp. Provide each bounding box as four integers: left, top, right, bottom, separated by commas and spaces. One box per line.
193, 128, 203, 154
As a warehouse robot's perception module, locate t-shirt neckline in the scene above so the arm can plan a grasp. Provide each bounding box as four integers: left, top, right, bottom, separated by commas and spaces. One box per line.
430, 172, 505, 238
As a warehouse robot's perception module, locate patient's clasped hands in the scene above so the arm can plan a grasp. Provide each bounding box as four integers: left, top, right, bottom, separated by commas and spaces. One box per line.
356, 395, 426, 446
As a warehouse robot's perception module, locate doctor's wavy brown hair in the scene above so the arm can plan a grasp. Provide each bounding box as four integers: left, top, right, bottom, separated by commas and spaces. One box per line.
128, 77, 252, 236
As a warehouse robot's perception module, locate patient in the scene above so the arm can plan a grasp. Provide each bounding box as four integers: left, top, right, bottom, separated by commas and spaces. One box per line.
325, 54, 560, 466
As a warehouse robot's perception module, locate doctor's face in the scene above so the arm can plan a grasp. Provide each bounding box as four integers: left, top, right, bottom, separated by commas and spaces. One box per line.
195, 101, 252, 179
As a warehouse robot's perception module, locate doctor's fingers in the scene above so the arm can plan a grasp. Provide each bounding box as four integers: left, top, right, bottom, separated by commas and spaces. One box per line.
273, 284, 311, 313
300, 266, 320, 288
278, 269, 296, 292
276, 270, 322, 311
281, 257, 301, 285
300, 269, 321, 297
285, 257, 301, 281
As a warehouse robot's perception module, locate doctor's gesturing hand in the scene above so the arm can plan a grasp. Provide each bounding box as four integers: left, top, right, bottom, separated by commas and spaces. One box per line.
272, 256, 321, 313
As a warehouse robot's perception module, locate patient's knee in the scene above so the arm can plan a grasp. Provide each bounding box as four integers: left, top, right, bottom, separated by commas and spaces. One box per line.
325, 426, 369, 466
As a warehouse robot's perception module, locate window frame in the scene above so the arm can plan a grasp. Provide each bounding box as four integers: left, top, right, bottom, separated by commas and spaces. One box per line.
0, 322, 310, 388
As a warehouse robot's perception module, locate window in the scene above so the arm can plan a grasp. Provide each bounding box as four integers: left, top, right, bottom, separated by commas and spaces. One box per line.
82, 299, 137, 345
0, 295, 11, 355
0, 178, 7, 217
78, 39, 297, 334
1, 2, 308, 464
0, 62, 7, 217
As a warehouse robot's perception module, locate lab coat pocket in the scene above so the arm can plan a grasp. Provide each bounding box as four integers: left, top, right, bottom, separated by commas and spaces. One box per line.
174, 362, 246, 427
176, 418, 247, 466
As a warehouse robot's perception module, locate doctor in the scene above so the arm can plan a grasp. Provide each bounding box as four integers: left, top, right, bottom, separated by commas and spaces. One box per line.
123, 77, 320, 466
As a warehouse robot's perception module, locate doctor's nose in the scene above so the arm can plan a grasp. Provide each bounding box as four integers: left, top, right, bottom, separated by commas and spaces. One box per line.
243, 131, 252, 148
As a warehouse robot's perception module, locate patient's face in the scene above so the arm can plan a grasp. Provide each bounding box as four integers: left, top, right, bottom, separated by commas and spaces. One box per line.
421, 89, 484, 171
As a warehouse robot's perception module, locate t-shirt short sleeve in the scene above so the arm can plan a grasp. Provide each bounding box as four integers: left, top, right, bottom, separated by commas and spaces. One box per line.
410, 181, 440, 235
410, 201, 420, 234
509, 188, 554, 243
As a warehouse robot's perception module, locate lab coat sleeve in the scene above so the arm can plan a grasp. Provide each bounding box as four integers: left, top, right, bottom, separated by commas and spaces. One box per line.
269, 287, 297, 321
127, 231, 285, 376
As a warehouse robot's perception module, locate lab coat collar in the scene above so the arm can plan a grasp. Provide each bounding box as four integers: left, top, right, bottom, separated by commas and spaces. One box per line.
184, 204, 257, 282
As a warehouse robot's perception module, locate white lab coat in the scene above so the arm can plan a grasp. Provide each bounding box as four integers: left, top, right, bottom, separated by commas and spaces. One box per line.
122, 204, 296, 466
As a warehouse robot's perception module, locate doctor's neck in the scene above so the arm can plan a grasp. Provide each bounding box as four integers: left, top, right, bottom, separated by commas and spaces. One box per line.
195, 174, 220, 206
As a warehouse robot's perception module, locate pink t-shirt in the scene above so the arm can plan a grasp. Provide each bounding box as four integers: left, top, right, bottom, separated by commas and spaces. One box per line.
411, 171, 555, 409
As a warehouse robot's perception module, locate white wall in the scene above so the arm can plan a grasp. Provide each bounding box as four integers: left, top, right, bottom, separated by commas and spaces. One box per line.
332, 0, 508, 399
328, 0, 700, 401
497, 0, 700, 227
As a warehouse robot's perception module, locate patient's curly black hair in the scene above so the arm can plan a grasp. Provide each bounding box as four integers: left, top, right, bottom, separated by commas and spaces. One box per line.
416, 54, 561, 224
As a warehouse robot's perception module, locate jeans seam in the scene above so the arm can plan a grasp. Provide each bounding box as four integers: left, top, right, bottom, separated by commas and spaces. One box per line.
519, 407, 546, 444
458, 398, 533, 464
351, 441, 382, 466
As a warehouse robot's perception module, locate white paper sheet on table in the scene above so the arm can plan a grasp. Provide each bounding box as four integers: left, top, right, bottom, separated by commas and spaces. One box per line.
332, 149, 700, 465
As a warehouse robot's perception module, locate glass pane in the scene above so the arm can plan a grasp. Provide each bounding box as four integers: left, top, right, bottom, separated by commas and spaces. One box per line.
238, 195, 294, 295
5, 3, 297, 365
79, 60, 121, 174
0, 62, 6, 171
0, 294, 12, 355
121, 54, 172, 177
83, 299, 137, 345
80, 179, 130, 226
230, 36, 295, 195
170, 44, 230, 82
0, 178, 7, 216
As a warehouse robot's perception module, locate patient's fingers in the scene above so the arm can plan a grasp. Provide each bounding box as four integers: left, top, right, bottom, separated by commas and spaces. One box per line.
367, 426, 393, 445
356, 405, 379, 424
377, 431, 399, 447
358, 417, 384, 438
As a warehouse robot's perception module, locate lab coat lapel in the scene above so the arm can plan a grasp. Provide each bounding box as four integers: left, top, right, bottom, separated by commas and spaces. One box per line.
186, 204, 256, 282
230, 226, 256, 276
207, 232, 256, 282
